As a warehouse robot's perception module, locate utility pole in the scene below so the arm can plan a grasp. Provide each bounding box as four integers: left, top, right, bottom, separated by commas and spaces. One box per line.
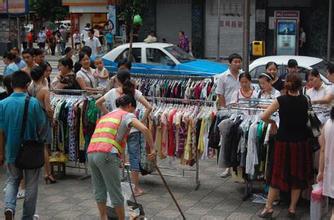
242, 0, 250, 72
216, 0, 221, 61
327, 0, 333, 61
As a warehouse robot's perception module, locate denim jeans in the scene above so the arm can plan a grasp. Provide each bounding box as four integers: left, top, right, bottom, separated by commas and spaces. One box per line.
4, 163, 40, 220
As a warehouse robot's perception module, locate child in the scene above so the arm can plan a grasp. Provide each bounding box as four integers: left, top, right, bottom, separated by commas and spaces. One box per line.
94, 57, 109, 90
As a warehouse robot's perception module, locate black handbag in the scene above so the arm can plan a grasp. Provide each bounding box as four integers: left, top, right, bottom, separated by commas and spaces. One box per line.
304, 95, 322, 152
15, 96, 45, 169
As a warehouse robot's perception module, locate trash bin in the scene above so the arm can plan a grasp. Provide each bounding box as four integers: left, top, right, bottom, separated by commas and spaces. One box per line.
252, 41, 265, 57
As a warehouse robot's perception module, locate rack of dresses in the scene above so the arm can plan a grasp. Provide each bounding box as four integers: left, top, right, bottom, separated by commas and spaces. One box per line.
50, 90, 101, 179
215, 101, 331, 201
132, 74, 216, 101
145, 97, 217, 190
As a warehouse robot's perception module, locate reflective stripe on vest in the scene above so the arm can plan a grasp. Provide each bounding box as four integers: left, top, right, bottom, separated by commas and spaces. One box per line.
87, 109, 128, 155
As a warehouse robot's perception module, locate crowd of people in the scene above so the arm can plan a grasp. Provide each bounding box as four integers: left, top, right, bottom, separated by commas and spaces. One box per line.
0, 32, 334, 219
216, 53, 334, 219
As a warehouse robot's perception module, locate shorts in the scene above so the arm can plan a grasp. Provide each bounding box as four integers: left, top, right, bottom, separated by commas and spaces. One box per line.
88, 152, 124, 206
127, 132, 145, 172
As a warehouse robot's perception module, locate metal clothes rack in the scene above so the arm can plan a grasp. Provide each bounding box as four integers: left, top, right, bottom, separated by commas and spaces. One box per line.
218, 103, 268, 201
146, 96, 216, 106
131, 73, 214, 80
146, 97, 217, 190
50, 89, 96, 180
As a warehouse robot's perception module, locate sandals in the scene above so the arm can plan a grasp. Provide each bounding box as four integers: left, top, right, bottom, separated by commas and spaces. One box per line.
287, 208, 296, 219
258, 207, 274, 218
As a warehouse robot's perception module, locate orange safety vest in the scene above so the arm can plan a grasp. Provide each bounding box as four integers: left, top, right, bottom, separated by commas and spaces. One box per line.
87, 109, 129, 155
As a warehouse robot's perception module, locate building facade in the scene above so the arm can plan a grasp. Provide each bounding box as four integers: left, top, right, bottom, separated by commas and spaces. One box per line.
62, 0, 333, 59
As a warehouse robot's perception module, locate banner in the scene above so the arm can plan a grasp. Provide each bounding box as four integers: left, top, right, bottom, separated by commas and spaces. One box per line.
0, 0, 7, 13
8, 0, 29, 14
107, 5, 116, 35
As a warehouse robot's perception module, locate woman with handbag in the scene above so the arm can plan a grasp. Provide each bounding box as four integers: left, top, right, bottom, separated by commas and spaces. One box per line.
88, 94, 155, 220
306, 69, 328, 124
259, 73, 313, 218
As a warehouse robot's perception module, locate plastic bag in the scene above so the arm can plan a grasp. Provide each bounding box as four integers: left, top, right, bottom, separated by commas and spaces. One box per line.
310, 183, 328, 220
107, 182, 134, 218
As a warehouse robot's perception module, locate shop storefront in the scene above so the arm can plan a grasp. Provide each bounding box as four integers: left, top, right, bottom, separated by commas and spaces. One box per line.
204, 0, 256, 59
62, 0, 109, 34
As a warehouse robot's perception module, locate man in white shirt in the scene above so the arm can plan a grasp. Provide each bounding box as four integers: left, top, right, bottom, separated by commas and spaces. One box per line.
216, 53, 243, 108
215, 53, 242, 178
37, 29, 47, 50
85, 29, 101, 57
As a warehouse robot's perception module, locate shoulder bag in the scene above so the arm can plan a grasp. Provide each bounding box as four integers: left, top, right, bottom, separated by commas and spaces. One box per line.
15, 96, 45, 169
304, 95, 322, 152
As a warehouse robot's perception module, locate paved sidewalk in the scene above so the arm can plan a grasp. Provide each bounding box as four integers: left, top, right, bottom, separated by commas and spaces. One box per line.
0, 158, 330, 220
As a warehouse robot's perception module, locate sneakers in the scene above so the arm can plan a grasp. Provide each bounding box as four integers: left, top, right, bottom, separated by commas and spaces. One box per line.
17, 189, 25, 199
219, 168, 231, 178
33, 214, 40, 220
4, 208, 14, 220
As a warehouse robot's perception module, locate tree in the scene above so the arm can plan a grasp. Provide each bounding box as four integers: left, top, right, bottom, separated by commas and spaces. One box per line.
118, 0, 147, 61
29, 0, 69, 22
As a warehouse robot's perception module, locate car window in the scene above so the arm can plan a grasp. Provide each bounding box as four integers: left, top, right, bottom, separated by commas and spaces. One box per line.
115, 48, 141, 63
164, 46, 194, 63
146, 48, 171, 65
250, 65, 266, 80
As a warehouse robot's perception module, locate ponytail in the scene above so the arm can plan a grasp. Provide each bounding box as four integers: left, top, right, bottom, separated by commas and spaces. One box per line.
122, 79, 135, 96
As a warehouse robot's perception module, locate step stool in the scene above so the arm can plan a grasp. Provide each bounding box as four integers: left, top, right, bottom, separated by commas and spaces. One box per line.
50, 161, 66, 178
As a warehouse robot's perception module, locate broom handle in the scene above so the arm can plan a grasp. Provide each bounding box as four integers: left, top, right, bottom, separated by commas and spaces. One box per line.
154, 163, 186, 220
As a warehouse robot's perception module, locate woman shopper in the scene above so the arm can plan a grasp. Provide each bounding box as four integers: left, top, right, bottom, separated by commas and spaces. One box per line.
266, 62, 284, 92
306, 69, 328, 124
257, 73, 281, 99
317, 107, 334, 220
96, 69, 152, 197
231, 73, 256, 104
51, 57, 79, 90
76, 52, 99, 92
28, 66, 56, 184
259, 73, 313, 218
88, 94, 156, 220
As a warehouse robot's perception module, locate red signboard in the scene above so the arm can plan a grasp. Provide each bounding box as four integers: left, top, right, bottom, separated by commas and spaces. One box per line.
274, 11, 300, 18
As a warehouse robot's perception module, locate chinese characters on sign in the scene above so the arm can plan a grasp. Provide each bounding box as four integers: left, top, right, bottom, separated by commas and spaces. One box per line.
220, 20, 243, 28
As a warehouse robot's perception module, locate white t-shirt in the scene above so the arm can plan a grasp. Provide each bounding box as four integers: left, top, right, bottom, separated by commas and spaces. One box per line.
37, 32, 46, 43
76, 67, 97, 88
306, 84, 327, 101
85, 36, 101, 56
231, 89, 257, 104
104, 88, 143, 111
257, 88, 280, 99
215, 69, 241, 106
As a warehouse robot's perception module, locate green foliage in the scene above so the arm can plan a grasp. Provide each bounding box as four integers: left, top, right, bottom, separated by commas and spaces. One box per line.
29, 0, 69, 22
118, 0, 147, 24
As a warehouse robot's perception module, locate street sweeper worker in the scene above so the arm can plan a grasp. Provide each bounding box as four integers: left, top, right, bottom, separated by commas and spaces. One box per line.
87, 94, 156, 220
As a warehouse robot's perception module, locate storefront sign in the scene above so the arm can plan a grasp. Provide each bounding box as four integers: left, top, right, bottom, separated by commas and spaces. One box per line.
8, 0, 29, 14
274, 10, 300, 55
107, 5, 116, 34
276, 20, 297, 55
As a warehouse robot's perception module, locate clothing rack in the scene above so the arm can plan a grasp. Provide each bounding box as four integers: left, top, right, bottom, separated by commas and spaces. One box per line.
131, 73, 214, 80
217, 105, 268, 201
50, 90, 99, 180
146, 97, 218, 191
146, 96, 216, 106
